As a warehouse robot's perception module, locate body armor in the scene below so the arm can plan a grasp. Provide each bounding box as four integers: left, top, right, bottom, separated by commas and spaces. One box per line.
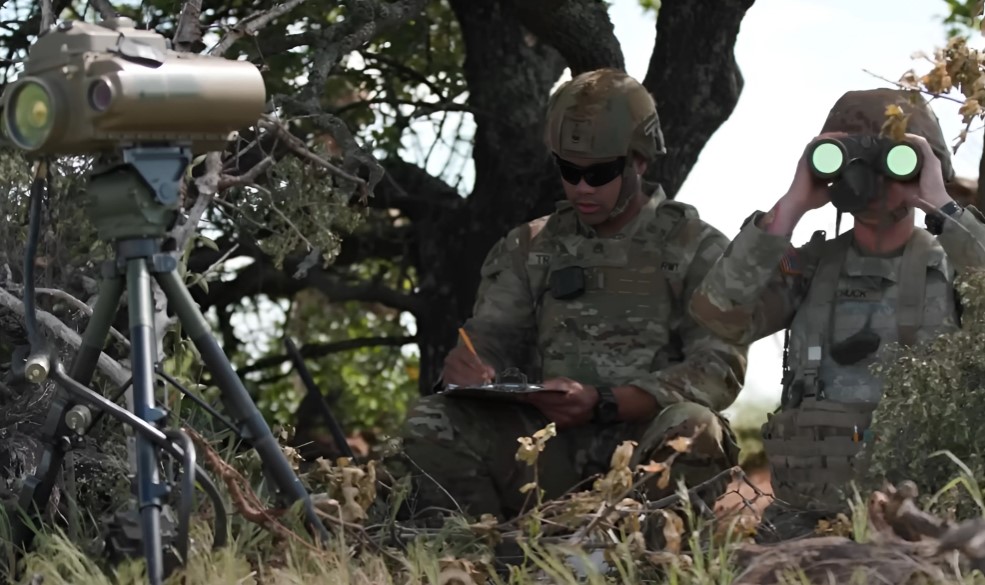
763, 228, 960, 509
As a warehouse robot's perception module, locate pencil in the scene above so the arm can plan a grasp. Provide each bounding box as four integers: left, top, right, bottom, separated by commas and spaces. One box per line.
458, 327, 478, 357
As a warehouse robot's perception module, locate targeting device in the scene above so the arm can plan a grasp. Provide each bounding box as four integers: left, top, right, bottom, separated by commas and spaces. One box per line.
2, 17, 265, 155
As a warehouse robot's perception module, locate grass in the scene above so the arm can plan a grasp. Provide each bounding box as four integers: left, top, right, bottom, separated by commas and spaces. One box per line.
5, 405, 983, 584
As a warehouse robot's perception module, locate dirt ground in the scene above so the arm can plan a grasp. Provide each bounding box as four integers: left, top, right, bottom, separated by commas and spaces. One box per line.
715, 466, 773, 520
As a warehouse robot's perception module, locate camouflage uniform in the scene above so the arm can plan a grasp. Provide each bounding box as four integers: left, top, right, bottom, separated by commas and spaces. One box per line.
688, 89, 985, 541
397, 69, 748, 523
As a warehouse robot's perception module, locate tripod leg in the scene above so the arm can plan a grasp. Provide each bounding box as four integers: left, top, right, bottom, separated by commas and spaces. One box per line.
155, 270, 331, 543
127, 259, 165, 585
70, 275, 126, 383
8, 275, 125, 558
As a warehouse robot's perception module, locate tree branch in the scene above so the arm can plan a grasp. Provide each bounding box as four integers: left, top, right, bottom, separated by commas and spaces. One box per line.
0, 287, 130, 388
174, 152, 222, 254
40, 0, 54, 33
258, 114, 371, 201
642, 0, 755, 198
209, 0, 308, 57
29, 286, 130, 350
507, 0, 624, 75
238, 335, 415, 375
88, 0, 118, 20
372, 157, 462, 219
192, 250, 423, 315
173, 0, 205, 53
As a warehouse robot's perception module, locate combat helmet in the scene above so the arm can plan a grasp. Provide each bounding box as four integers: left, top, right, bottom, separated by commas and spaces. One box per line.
820, 87, 954, 182
545, 68, 666, 218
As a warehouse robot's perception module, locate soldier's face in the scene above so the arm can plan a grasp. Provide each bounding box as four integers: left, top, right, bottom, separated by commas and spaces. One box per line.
556, 155, 636, 224
851, 180, 911, 227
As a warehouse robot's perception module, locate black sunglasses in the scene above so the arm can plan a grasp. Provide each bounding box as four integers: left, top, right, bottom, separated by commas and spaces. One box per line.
554, 154, 626, 187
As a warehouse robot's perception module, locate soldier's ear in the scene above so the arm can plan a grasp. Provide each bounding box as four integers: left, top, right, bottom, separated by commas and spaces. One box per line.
633, 155, 647, 175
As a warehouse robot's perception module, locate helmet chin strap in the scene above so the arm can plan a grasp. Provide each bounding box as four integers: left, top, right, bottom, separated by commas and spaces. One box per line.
607, 158, 639, 220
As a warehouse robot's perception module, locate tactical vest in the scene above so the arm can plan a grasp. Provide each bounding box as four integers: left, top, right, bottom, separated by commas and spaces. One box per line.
762, 227, 960, 509
507, 197, 699, 387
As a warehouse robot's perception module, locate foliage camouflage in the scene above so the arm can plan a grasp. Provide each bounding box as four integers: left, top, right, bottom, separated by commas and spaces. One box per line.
858, 268, 985, 519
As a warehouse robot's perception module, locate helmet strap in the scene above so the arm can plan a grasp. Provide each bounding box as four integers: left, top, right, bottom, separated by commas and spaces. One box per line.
607, 158, 639, 220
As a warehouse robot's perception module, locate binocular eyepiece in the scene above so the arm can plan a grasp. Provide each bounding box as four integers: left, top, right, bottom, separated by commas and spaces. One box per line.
807, 135, 923, 182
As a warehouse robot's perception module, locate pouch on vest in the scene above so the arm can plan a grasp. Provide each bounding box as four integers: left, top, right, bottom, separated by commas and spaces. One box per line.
548, 266, 586, 300
828, 312, 881, 366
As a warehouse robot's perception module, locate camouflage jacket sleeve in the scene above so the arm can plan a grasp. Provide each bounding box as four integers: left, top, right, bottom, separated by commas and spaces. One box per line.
936, 204, 985, 272
457, 224, 540, 374
688, 211, 821, 346
626, 220, 749, 412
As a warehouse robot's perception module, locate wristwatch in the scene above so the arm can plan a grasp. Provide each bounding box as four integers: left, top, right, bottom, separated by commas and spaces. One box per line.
592, 386, 620, 424
925, 200, 964, 235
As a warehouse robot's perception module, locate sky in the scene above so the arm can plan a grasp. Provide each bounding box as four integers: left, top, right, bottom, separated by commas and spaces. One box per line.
603, 0, 985, 421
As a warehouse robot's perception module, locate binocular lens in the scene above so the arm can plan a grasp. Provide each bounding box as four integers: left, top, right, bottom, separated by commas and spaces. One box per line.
7, 81, 53, 150
885, 143, 919, 179
810, 141, 844, 177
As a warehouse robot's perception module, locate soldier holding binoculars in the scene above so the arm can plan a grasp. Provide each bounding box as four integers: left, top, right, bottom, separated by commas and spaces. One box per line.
687, 88, 985, 540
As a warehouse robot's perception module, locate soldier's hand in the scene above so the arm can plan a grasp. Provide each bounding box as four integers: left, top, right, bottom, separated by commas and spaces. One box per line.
442, 345, 495, 386
899, 132, 952, 212
524, 377, 598, 429
781, 131, 849, 215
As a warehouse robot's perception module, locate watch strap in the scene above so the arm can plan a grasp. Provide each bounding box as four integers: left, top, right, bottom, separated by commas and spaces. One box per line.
926, 201, 963, 235
592, 385, 619, 424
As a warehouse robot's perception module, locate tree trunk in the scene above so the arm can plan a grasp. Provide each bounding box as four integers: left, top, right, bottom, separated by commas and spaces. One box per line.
412, 0, 573, 389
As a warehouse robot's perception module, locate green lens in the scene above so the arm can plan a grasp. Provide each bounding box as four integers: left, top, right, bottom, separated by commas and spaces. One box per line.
8, 81, 53, 149
885, 144, 919, 178
811, 142, 843, 175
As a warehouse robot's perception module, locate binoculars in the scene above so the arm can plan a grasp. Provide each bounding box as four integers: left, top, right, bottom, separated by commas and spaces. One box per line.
806, 135, 923, 182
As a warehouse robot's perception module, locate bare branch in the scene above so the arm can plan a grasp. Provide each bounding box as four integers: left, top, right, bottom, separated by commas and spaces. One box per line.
238, 335, 415, 375
193, 249, 423, 314
88, 0, 118, 20
40, 0, 54, 33
218, 155, 276, 190
29, 286, 130, 350
173, 152, 222, 253
209, 0, 308, 57
173, 0, 204, 53
0, 287, 130, 388
259, 115, 370, 199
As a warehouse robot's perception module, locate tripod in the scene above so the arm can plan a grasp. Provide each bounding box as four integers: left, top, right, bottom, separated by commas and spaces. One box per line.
9, 146, 330, 584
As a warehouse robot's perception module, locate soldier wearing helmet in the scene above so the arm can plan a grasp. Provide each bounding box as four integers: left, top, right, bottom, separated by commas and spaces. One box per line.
394, 68, 748, 530
688, 88, 985, 541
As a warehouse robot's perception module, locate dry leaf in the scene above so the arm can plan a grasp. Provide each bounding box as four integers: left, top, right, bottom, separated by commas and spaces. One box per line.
519, 481, 538, 494
638, 460, 667, 474
515, 436, 538, 466
610, 440, 636, 470
661, 509, 685, 554
666, 435, 693, 454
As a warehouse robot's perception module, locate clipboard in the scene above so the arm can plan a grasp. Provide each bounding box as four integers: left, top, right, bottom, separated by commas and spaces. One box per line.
437, 368, 564, 401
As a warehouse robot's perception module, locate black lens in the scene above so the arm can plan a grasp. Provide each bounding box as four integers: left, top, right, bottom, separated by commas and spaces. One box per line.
555, 155, 625, 187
